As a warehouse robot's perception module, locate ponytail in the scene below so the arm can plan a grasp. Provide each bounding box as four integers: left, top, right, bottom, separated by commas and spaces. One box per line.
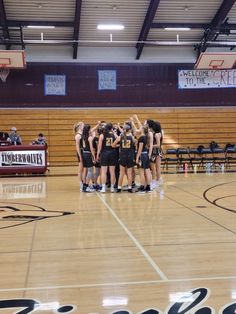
122, 123, 131, 145
82, 124, 91, 146
121, 132, 127, 146
143, 125, 150, 148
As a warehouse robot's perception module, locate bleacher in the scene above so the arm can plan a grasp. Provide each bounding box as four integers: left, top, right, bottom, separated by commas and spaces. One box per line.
0, 107, 235, 169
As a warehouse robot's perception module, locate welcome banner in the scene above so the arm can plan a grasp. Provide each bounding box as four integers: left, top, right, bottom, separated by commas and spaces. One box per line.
178, 69, 236, 89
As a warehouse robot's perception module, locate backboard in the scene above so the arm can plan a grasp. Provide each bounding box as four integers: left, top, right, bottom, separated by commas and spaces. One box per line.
0, 50, 26, 82
0, 50, 26, 68
195, 52, 236, 70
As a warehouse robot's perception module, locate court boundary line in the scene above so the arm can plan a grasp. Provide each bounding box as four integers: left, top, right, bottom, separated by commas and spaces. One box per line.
96, 192, 168, 281
167, 184, 236, 236
23, 220, 38, 296
2, 275, 236, 292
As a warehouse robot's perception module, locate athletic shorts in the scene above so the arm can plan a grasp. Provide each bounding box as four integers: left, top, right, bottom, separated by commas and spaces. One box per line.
140, 152, 150, 169
119, 151, 134, 168
100, 150, 118, 167
82, 151, 94, 168
151, 148, 162, 162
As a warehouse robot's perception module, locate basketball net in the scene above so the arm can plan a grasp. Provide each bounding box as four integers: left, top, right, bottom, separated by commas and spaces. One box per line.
210, 60, 223, 71
0, 67, 10, 82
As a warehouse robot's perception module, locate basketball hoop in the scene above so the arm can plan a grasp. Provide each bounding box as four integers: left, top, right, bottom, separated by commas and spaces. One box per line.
195, 53, 236, 70
0, 50, 26, 82
209, 60, 224, 71
0, 67, 10, 82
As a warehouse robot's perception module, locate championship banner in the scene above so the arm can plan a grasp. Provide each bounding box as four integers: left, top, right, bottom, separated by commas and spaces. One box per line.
98, 70, 117, 90
0, 150, 46, 167
178, 69, 236, 89
44, 74, 66, 95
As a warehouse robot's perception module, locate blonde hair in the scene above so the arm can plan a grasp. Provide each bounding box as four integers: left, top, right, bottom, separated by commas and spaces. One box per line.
121, 123, 132, 145
73, 121, 84, 134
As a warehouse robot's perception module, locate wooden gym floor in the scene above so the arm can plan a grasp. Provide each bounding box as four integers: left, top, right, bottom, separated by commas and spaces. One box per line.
0, 168, 236, 313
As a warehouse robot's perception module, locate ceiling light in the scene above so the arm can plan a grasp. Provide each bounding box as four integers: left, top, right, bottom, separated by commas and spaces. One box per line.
164, 27, 191, 31
27, 25, 55, 29
97, 24, 124, 30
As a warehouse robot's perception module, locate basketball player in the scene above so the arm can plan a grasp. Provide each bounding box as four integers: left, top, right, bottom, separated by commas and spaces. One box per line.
96, 123, 117, 193
112, 122, 135, 193
136, 125, 152, 193
74, 121, 84, 189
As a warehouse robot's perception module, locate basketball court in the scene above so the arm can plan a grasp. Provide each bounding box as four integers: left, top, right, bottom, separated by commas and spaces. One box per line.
0, 168, 235, 313
0, 51, 235, 313
1, 0, 236, 313
0, 51, 235, 314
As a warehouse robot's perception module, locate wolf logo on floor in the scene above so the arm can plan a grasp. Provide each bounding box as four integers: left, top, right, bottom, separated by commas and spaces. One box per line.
0, 201, 74, 229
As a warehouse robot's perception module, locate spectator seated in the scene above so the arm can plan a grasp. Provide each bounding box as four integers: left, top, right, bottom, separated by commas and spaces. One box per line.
0, 131, 11, 146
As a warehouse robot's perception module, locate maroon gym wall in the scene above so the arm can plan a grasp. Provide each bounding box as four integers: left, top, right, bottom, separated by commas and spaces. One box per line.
0, 63, 235, 108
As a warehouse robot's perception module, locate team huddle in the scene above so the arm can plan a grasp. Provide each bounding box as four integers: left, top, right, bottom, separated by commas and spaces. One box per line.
74, 115, 163, 194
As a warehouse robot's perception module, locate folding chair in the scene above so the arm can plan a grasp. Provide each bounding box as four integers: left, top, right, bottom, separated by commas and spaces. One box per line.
161, 151, 166, 170
188, 148, 202, 170
201, 148, 214, 169
212, 147, 226, 169
177, 148, 191, 169
225, 146, 236, 168
164, 148, 179, 170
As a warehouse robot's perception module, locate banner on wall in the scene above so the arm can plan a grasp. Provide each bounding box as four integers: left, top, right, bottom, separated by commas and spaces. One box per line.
44, 75, 66, 95
98, 70, 117, 90
0, 150, 46, 167
178, 69, 236, 89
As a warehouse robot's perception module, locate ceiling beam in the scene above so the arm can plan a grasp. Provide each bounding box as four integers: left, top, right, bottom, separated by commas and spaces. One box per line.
151, 23, 210, 29
7, 20, 74, 27
19, 26, 25, 50
136, 0, 161, 59
151, 22, 236, 30
200, 0, 236, 51
0, 0, 10, 47
1, 39, 236, 48
6, 20, 236, 31
73, 0, 83, 59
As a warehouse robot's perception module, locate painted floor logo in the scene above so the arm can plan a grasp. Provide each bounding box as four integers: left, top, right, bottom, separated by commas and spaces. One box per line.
0, 288, 236, 313
0, 299, 76, 313
0, 201, 75, 229
108, 288, 236, 314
